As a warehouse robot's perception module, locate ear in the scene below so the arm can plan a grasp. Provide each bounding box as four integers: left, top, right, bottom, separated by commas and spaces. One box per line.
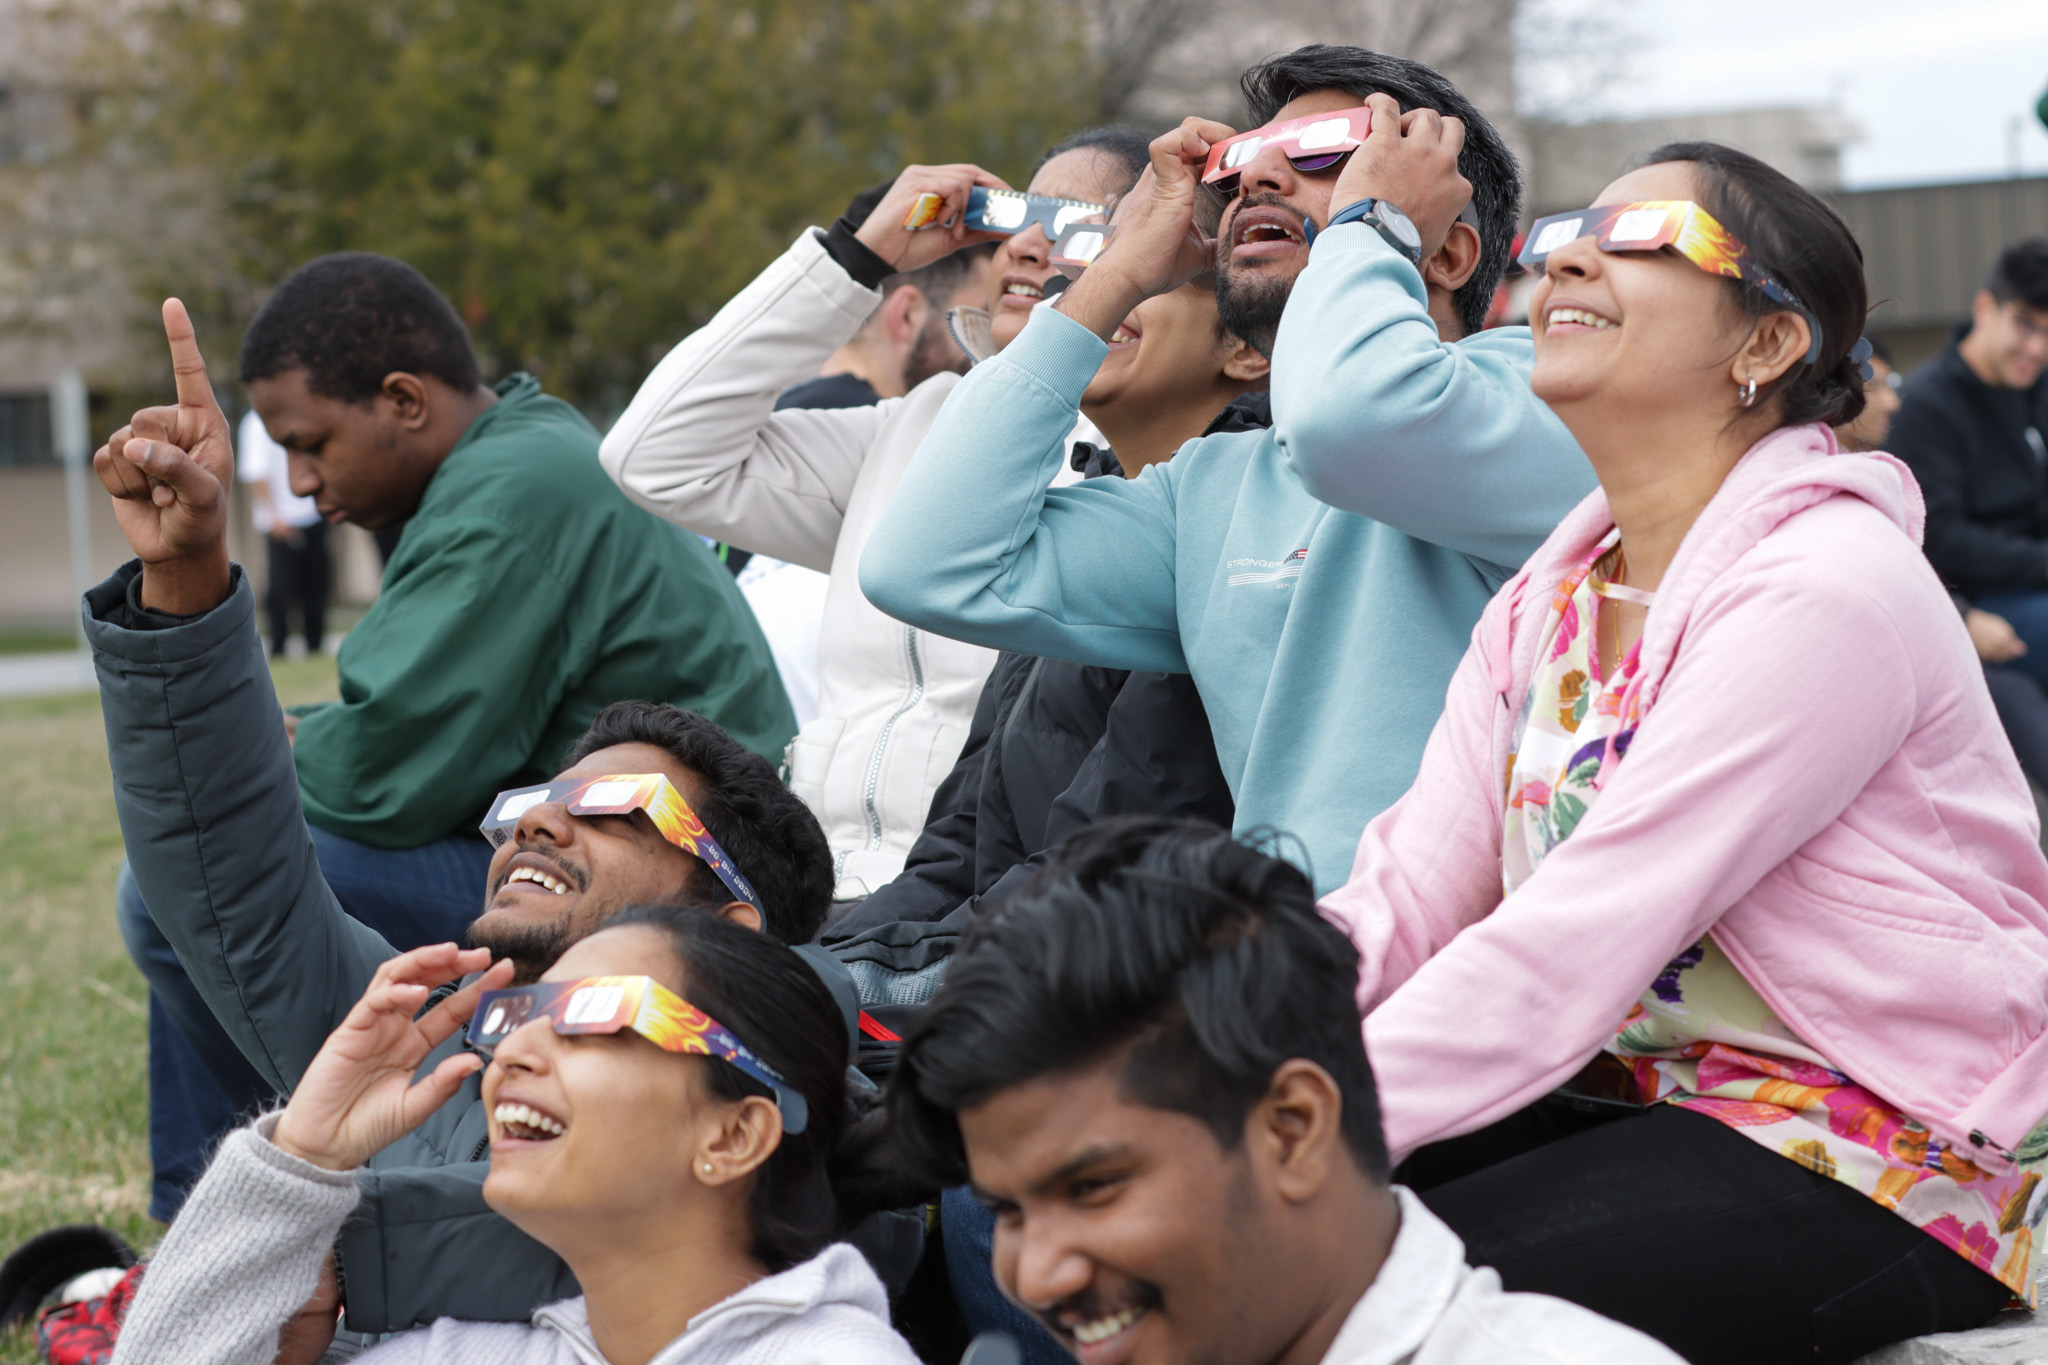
1221, 331, 1272, 385
1421, 221, 1483, 296
1730, 308, 1811, 395
1972, 289, 1999, 327
1249, 1058, 1346, 1205
381, 373, 431, 431
694, 1093, 784, 1187
882, 286, 929, 347
713, 900, 764, 935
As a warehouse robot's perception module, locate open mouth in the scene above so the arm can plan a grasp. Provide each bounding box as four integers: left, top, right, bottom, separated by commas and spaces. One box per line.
1071, 1304, 1145, 1345
494, 850, 582, 901
1108, 322, 1139, 347
494, 1101, 567, 1141
998, 277, 1045, 308
1238, 223, 1302, 246
504, 865, 569, 895
1055, 1300, 1152, 1364
1545, 306, 1617, 332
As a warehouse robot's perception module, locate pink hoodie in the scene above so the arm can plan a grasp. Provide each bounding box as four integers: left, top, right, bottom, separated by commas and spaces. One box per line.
1321, 423, 2048, 1169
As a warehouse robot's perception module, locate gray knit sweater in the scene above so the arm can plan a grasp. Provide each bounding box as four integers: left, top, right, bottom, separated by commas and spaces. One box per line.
110, 1116, 921, 1365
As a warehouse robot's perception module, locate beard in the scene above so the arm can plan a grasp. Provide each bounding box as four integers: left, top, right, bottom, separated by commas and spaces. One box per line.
466, 913, 573, 986
1214, 260, 1291, 359
904, 312, 974, 389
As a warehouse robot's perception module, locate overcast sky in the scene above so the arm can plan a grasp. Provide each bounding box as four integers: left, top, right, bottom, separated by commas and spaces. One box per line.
1526, 0, 2048, 188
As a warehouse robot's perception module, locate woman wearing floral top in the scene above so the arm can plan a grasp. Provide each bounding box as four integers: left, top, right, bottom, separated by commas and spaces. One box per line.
1316, 142, 2048, 1364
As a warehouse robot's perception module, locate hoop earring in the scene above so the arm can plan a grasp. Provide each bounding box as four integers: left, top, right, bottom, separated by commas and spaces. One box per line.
1739, 375, 1758, 408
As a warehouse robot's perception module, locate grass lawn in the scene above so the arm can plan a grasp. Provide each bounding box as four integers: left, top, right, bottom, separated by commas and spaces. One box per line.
0, 655, 340, 1364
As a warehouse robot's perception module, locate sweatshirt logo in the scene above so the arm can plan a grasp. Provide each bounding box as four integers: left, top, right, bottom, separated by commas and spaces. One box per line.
1226, 548, 1308, 587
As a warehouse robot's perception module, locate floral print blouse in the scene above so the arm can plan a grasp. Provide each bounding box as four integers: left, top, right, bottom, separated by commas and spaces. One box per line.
1503, 530, 2048, 1304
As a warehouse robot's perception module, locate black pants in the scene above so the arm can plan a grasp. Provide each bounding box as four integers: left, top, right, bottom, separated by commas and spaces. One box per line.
264, 520, 331, 655
1399, 1102, 2013, 1364
1985, 664, 2048, 788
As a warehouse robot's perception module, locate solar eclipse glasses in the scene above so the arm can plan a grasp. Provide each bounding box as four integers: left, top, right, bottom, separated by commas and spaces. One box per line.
904, 186, 1106, 239
1201, 106, 1375, 195
479, 773, 762, 912
468, 974, 808, 1133
1517, 200, 1822, 363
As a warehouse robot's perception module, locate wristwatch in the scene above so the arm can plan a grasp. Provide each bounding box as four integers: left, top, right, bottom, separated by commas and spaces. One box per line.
1327, 198, 1423, 266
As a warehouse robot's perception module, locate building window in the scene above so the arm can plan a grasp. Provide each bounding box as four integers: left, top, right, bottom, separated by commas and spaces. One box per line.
0, 393, 55, 467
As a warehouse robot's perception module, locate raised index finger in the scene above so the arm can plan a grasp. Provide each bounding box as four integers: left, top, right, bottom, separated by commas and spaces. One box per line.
161, 298, 222, 416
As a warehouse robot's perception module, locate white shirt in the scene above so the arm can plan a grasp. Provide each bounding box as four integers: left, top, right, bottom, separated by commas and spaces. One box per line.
1320, 1189, 1683, 1365
237, 410, 321, 532
734, 554, 830, 727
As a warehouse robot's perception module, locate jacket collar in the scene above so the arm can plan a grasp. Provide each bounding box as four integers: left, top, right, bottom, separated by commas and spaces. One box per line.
1485, 422, 1923, 709
530, 1243, 889, 1362
1317, 1188, 1471, 1365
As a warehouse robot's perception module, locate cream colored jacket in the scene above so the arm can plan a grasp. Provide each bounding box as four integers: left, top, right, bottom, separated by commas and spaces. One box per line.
601, 229, 1088, 898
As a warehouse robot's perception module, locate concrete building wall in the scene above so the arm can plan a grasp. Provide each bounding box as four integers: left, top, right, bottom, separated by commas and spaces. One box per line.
0, 461, 382, 631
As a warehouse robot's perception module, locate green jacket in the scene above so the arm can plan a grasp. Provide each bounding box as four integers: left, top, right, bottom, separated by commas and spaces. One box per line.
293, 374, 793, 848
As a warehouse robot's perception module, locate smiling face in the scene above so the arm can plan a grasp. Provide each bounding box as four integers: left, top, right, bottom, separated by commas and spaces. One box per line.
987, 148, 1140, 352
479, 924, 771, 1246
470, 742, 732, 981
961, 1057, 1295, 1365
1967, 293, 2048, 390
1527, 160, 1768, 436
247, 368, 450, 531
1078, 281, 1264, 449
1211, 90, 1362, 357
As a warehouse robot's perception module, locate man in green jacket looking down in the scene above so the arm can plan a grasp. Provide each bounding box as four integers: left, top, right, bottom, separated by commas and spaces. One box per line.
117, 253, 793, 1222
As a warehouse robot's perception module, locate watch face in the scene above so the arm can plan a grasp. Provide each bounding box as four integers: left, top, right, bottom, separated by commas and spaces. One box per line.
1378, 203, 1423, 249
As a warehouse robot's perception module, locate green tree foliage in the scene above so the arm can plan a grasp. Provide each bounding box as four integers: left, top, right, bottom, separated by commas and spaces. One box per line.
155, 0, 1097, 412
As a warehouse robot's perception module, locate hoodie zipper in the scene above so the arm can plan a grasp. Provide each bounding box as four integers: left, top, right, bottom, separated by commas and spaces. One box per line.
837, 625, 926, 885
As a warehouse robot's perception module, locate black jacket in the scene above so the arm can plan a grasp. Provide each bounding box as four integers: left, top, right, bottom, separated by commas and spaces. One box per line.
1889, 328, 2048, 595
823, 399, 1263, 943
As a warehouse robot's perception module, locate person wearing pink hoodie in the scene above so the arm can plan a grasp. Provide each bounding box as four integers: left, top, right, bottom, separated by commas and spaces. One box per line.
1306, 143, 2048, 1364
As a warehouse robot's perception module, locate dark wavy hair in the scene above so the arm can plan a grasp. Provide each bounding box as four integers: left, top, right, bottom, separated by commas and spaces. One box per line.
1034, 125, 1153, 190
1239, 45, 1521, 336
562, 702, 832, 945
888, 817, 1390, 1189
1643, 142, 1870, 430
239, 252, 482, 403
606, 904, 927, 1270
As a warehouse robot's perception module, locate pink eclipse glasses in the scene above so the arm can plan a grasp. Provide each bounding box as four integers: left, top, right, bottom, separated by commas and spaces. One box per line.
1202, 106, 1375, 194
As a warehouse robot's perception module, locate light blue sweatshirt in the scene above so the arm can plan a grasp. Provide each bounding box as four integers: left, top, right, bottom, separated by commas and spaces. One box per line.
860, 225, 1594, 892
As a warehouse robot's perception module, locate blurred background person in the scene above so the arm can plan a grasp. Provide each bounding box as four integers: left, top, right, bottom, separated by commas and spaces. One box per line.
1889, 238, 2048, 681
719, 183, 998, 728
238, 407, 332, 658
1888, 241, 2048, 793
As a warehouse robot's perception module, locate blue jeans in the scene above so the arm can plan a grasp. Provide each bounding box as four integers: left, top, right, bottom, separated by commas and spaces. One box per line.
941, 1186, 1068, 1365
1974, 588, 2048, 693
118, 827, 494, 1220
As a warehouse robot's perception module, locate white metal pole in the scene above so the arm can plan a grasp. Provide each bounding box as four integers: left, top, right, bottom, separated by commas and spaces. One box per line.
51, 368, 91, 657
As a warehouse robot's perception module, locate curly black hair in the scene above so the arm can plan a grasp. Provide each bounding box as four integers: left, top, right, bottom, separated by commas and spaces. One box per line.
238, 252, 483, 404
562, 702, 833, 945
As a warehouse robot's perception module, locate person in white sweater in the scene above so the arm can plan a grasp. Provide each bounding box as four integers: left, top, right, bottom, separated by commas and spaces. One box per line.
112, 907, 924, 1365
889, 819, 1682, 1365
599, 129, 1148, 903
